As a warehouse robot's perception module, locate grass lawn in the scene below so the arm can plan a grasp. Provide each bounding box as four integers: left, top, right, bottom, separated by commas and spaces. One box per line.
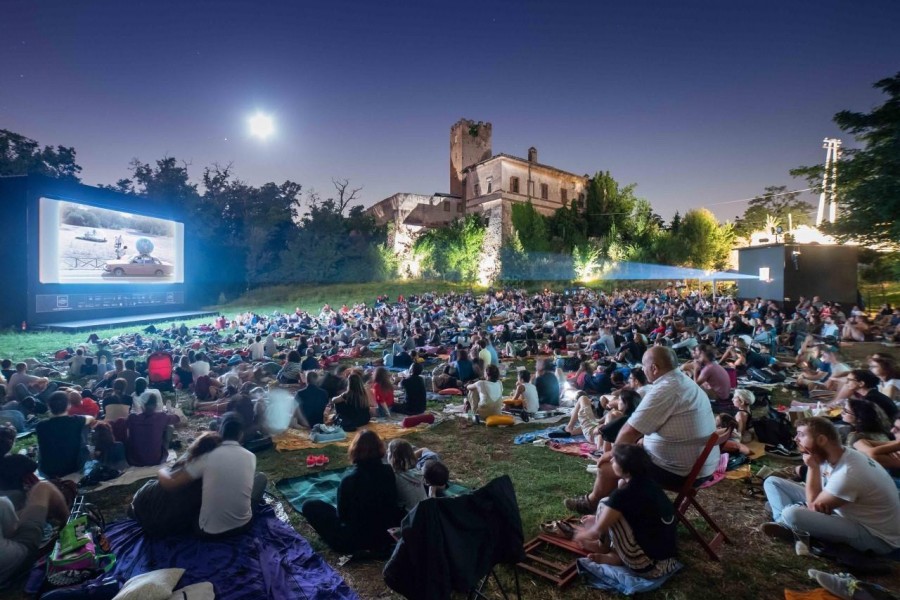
2, 281, 900, 599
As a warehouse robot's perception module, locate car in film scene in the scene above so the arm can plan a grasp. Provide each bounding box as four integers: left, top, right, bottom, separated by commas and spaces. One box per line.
40, 197, 183, 284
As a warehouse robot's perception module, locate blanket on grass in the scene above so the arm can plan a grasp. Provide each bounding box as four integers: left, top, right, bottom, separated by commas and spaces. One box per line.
513, 427, 586, 445
548, 441, 597, 458
104, 506, 356, 600
276, 467, 469, 511
272, 415, 442, 452
576, 558, 683, 595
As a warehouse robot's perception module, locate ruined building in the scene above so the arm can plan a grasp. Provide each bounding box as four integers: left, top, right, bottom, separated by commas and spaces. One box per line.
366, 118, 588, 282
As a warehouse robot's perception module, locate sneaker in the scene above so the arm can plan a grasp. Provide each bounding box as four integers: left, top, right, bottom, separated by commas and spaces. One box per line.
760, 522, 794, 543
766, 444, 802, 460
807, 569, 870, 600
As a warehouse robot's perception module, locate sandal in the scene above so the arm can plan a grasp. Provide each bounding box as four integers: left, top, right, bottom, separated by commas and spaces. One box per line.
742, 486, 766, 500
564, 494, 596, 515
539, 520, 576, 540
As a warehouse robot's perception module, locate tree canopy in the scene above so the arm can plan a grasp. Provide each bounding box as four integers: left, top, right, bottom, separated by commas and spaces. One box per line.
733, 185, 814, 238
0, 129, 82, 182
792, 72, 900, 246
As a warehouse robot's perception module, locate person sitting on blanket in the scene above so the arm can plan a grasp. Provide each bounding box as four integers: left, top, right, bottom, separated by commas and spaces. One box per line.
394, 362, 426, 416
158, 413, 267, 538
564, 391, 602, 443
277, 350, 303, 384
370, 367, 395, 417
534, 359, 561, 411
0, 480, 70, 588
291, 372, 330, 428
564, 346, 718, 515
572, 444, 679, 579
506, 368, 539, 414
761, 417, 900, 554
387, 439, 426, 512
0, 425, 37, 509
423, 459, 450, 499
66, 389, 99, 419
91, 421, 127, 470
36, 391, 94, 479
328, 373, 372, 432
301, 429, 402, 555
597, 389, 643, 455
126, 394, 180, 467
716, 414, 750, 456
465, 364, 503, 419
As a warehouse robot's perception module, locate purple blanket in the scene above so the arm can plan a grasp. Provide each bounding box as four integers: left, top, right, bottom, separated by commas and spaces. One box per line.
105, 506, 358, 600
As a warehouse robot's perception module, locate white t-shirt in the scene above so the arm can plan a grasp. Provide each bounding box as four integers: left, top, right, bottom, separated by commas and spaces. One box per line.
879, 379, 900, 401
185, 441, 256, 534
822, 448, 900, 547
132, 388, 163, 413
248, 342, 265, 361
519, 382, 539, 413
190, 360, 211, 379
472, 380, 503, 408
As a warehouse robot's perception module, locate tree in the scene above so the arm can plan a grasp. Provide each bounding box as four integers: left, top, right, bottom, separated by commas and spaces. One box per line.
0, 129, 82, 182
733, 185, 815, 238
791, 72, 900, 245
413, 215, 486, 282
510, 201, 551, 252
667, 208, 734, 270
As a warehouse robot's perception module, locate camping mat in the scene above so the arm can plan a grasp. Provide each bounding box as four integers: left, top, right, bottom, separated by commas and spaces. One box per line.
102, 505, 357, 600
273, 415, 442, 452
276, 466, 469, 511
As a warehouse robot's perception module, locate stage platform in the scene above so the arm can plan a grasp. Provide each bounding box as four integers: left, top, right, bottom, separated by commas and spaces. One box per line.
33, 310, 219, 333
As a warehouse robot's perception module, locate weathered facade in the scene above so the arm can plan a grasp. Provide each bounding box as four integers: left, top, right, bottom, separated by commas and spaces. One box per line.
368, 118, 589, 282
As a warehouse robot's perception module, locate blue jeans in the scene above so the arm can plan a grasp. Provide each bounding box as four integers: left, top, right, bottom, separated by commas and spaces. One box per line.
763, 476, 895, 554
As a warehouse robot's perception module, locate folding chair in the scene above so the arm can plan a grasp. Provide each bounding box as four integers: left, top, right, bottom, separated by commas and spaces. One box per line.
662, 431, 731, 561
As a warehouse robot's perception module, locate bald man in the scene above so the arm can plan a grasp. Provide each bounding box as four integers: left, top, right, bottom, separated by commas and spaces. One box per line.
565, 346, 719, 514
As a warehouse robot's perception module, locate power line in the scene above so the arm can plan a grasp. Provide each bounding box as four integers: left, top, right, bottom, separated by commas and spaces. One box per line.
579, 187, 814, 216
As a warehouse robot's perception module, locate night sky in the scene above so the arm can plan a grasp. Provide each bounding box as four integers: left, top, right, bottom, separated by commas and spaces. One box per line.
3, 0, 898, 220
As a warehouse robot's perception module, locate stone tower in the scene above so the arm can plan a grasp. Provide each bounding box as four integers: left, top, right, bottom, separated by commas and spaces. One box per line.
450, 119, 492, 198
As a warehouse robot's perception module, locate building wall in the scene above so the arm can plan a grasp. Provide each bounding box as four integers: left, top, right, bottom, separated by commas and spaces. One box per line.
465, 158, 586, 216
450, 119, 492, 198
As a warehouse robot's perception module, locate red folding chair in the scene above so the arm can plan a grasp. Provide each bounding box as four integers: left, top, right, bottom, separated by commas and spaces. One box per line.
662, 431, 731, 561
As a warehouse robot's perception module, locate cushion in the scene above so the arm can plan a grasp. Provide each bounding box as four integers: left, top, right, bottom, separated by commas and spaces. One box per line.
167, 582, 215, 600
401, 414, 435, 428
438, 388, 462, 396
114, 568, 185, 600
485, 415, 515, 427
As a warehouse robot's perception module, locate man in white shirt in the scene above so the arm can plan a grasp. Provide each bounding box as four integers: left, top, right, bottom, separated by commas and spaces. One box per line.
762, 417, 900, 554
158, 413, 267, 537
190, 354, 211, 380
565, 346, 718, 514
248, 336, 265, 361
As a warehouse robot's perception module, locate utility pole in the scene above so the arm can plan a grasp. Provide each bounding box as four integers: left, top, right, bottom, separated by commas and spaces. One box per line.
816, 138, 842, 226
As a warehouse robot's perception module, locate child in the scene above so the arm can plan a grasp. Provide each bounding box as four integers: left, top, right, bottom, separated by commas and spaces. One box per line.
731, 389, 755, 443
387, 439, 426, 512
423, 460, 450, 499
716, 413, 750, 456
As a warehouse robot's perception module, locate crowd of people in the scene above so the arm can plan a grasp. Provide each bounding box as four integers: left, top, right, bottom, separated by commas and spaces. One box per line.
1, 286, 899, 591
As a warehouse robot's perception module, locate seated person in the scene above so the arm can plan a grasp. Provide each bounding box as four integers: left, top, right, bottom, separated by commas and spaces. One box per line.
694, 345, 732, 402
394, 362, 426, 416
465, 364, 503, 419
67, 349, 87, 378
329, 373, 371, 432
841, 398, 892, 447
506, 368, 539, 414
387, 439, 426, 512
855, 417, 900, 473
300, 349, 320, 371
534, 359, 561, 411
761, 417, 900, 554
842, 369, 898, 423
564, 391, 602, 442
423, 460, 450, 499
101, 378, 133, 421
597, 389, 643, 453
276, 351, 303, 384
450, 349, 475, 384
370, 367, 395, 417
731, 389, 755, 442
158, 413, 267, 538
35, 391, 93, 478
174, 356, 194, 390
0, 425, 37, 509
91, 421, 127, 470
572, 444, 679, 579
67, 390, 100, 418
7, 363, 56, 403
126, 395, 180, 467
292, 372, 330, 428
301, 429, 401, 555
0, 481, 70, 588
716, 413, 750, 456
432, 364, 461, 392
132, 377, 163, 413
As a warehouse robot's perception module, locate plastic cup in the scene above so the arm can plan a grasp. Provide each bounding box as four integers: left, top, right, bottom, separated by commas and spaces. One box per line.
794, 529, 811, 556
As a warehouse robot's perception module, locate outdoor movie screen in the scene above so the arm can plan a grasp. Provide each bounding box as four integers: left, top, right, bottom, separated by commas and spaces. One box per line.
38, 197, 185, 285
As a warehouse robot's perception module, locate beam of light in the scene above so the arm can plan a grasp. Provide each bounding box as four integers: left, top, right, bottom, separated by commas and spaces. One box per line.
248, 112, 275, 139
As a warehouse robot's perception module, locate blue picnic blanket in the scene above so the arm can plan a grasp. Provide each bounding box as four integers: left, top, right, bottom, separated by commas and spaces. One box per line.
513, 427, 586, 445
576, 558, 683, 595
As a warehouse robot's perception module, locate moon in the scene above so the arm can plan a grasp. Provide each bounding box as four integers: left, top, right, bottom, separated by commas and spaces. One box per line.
248, 113, 275, 139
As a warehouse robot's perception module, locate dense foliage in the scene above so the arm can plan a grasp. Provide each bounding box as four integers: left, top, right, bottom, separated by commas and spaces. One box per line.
412, 214, 486, 282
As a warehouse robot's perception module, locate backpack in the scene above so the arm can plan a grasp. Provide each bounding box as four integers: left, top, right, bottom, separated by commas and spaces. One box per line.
747, 367, 785, 384
751, 409, 796, 450
46, 498, 115, 588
